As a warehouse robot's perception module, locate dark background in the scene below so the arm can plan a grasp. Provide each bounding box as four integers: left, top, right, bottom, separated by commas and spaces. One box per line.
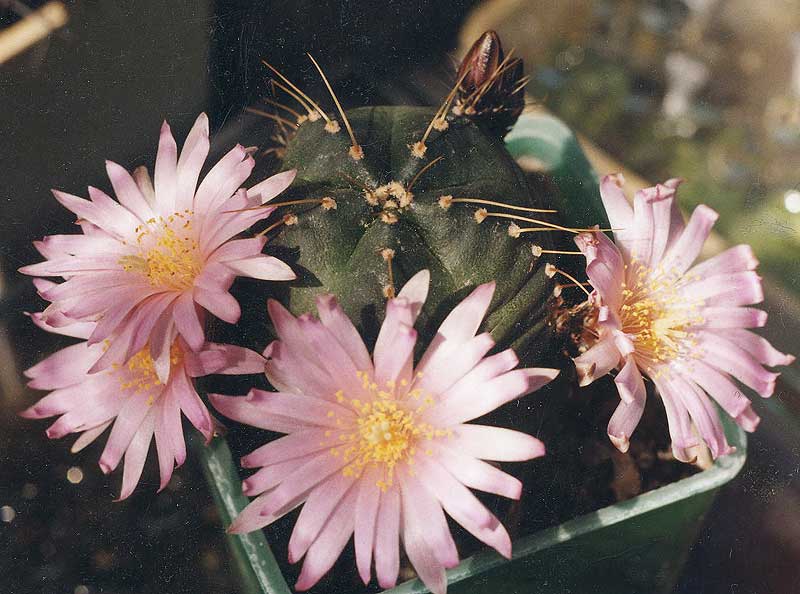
2, 1, 800, 593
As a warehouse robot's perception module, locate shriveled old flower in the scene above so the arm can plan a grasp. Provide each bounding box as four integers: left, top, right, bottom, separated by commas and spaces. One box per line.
573, 174, 794, 461
20, 113, 296, 380
210, 270, 558, 594
20, 297, 265, 500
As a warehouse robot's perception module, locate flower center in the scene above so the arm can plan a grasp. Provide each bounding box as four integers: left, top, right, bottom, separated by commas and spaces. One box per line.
619, 261, 703, 371
119, 212, 201, 290
328, 372, 450, 491
115, 342, 183, 402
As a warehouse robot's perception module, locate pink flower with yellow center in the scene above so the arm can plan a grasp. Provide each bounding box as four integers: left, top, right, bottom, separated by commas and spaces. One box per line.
20, 295, 265, 500
20, 113, 296, 380
210, 270, 559, 594
573, 174, 794, 461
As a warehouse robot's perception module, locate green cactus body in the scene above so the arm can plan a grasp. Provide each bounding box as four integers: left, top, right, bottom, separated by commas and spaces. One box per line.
267, 106, 558, 361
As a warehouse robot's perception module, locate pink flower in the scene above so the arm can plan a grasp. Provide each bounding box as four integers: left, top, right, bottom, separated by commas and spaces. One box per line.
20, 113, 296, 380
573, 174, 794, 461
20, 293, 265, 500
210, 270, 559, 594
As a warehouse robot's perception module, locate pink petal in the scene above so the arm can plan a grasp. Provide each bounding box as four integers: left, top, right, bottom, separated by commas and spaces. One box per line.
653, 374, 700, 461
724, 328, 795, 367
25, 341, 104, 390
375, 323, 417, 387
48, 188, 132, 240
22, 374, 116, 420
210, 236, 266, 263
193, 287, 241, 324
316, 294, 373, 373
428, 367, 559, 426
153, 121, 179, 213
628, 188, 655, 264
400, 484, 448, 594
448, 425, 545, 461
354, 468, 381, 585
414, 456, 494, 529
105, 160, 154, 223
185, 343, 265, 377
696, 331, 778, 397
98, 391, 157, 474
682, 271, 764, 307
432, 443, 522, 499
426, 281, 495, 347
294, 486, 357, 591
132, 166, 156, 206
415, 332, 495, 397
263, 339, 333, 400
248, 169, 296, 204
662, 204, 719, 275
607, 362, 646, 453
27, 311, 94, 339
374, 487, 401, 589
117, 412, 155, 500
289, 472, 357, 564
225, 255, 296, 281
685, 360, 756, 419
396, 269, 430, 322
210, 392, 333, 433
373, 297, 416, 378
228, 491, 308, 535
71, 421, 112, 453
176, 113, 210, 212
599, 173, 634, 257
241, 429, 330, 468
194, 144, 252, 216
243, 455, 318, 496
646, 182, 681, 264
257, 452, 348, 519
667, 374, 733, 459
401, 476, 459, 569
172, 368, 212, 440
173, 295, 205, 351
573, 336, 621, 386
574, 231, 625, 310
295, 316, 365, 397
687, 244, 758, 279
696, 307, 767, 329
614, 355, 645, 405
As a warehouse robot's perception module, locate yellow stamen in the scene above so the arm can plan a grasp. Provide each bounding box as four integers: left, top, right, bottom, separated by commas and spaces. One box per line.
119, 214, 201, 290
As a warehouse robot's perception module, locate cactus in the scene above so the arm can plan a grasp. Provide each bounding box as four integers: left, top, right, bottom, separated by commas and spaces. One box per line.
243, 32, 580, 366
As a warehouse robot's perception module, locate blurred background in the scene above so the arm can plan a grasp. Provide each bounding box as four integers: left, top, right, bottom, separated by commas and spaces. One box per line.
1, 1, 800, 593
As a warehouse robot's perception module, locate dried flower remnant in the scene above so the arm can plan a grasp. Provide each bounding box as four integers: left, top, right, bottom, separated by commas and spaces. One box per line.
19, 308, 264, 499
210, 271, 558, 594
573, 174, 794, 461
19, 113, 297, 379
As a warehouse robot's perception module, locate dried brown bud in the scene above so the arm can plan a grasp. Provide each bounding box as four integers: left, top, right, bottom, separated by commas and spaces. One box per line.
455, 31, 525, 138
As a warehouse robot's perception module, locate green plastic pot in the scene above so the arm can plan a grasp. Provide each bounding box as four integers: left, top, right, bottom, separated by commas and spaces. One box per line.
196, 111, 748, 594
